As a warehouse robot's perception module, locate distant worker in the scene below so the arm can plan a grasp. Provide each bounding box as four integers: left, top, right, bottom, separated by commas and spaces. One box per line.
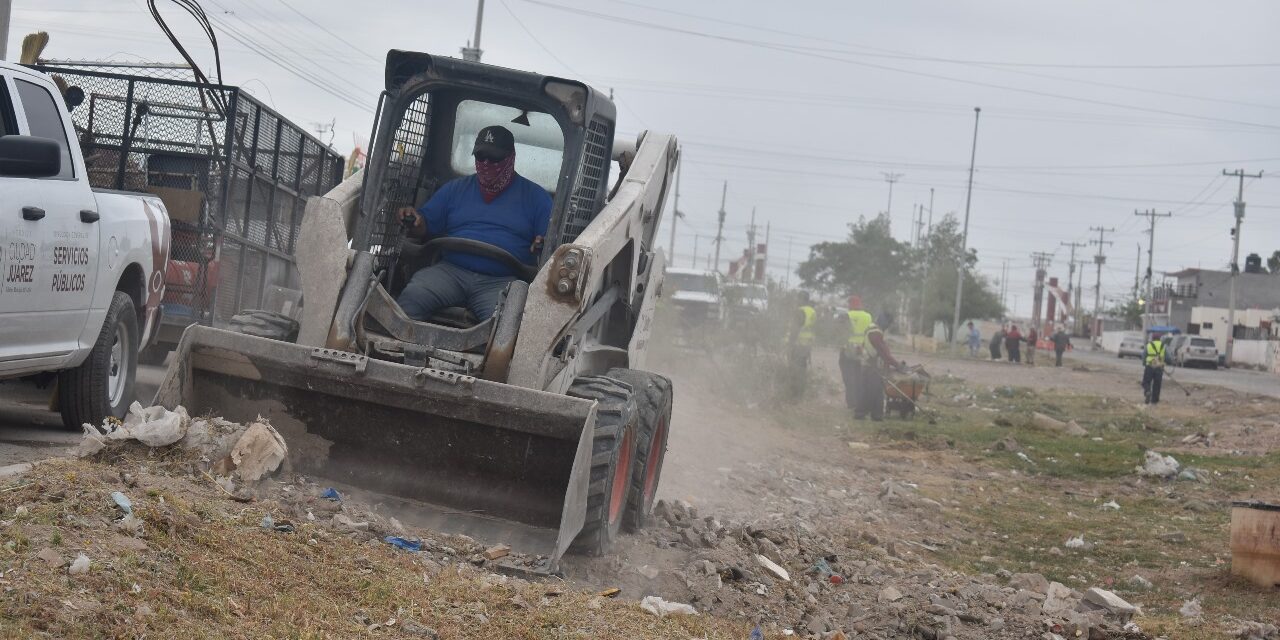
839, 295, 901, 421
1024, 325, 1039, 365
788, 291, 817, 397
989, 325, 1004, 361
1005, 324, 1022, 363
1142, 333, 1166, 405
1051, 326, 1071, 367
397, 126, 551, 321
966, 322, 981, 357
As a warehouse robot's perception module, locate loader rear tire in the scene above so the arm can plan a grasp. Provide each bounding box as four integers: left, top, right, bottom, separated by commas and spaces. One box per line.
228, 310, 299, 342
606, 368, 673, 532
567, 375, 639, 556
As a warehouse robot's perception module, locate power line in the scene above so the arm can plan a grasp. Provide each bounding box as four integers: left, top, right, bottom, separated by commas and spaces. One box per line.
267, 0, 380, 62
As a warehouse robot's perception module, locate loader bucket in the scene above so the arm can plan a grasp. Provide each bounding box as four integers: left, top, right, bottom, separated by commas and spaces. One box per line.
155, 325, 597, 573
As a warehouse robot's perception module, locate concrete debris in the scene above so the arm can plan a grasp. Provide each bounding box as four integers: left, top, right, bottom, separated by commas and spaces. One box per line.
1031, 412, 1088, 437
1041, 582, 1076, 615
1233, 622, 1280, 639
1081, 588, 1136, 620
36, 547, 63, 568
110, 491, 132, 514
332, 514, 369, 531
482, 544, 510, 561
1064, 535, 1094, 550
1136, 450, 1180, 478
68, 553, 90, 576
1008, 572, 1050, 594
0, 462, 33, 479
229, 421, 288, 483
1127, 575, 1153, 590
755, 554, 790, 582
639, 595, 697, 617
1179, 597, 1203, 618
877, 586, 903, 602
1180, 432, 1214, 446
115, 513, 144, 537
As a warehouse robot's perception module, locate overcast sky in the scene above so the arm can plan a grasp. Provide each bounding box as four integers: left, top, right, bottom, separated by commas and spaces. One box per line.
12, 0, 1280, 317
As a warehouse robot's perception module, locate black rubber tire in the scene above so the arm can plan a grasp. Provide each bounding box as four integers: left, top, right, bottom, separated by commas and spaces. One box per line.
138, 344, 170, 366
59, 291, 138, 430
605, 368, 673, 533
228, 309, 299, 342
567, 375, 639, 556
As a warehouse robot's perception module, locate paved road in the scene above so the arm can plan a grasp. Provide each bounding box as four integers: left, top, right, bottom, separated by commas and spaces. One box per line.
0, 364, 166, 466
1066, 347, 1280, 399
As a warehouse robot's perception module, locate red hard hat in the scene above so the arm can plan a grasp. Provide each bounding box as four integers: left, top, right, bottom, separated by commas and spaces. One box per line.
847, 295, 862, 310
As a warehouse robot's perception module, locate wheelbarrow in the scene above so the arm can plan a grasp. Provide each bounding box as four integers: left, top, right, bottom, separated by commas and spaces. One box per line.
883, 364, 931, 419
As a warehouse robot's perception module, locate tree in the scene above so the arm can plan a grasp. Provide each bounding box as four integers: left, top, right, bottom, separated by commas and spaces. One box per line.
907, 215, 1004, 340
1110, 299, 1143, 329
1267, 250, 1280, 274
796, 214, 910, 311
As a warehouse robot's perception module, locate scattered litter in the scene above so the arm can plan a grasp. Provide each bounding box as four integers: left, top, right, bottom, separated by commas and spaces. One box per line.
846, 442, 870, 450
639, 595, 697, 617
229, 421, 288, 483
1064, 535, 1093, 550
1102, 500, 1120, 510
320, 488, 342, 501
637, 565, 660, 580
1016, 452, 1036, 465
68, 553, 90, 576
114, 513, 143, 537
1179, 596, 1203, 619
1128, 575, 1153, 590
750, 626, 765, 640
384, 537, 423, 552
598, 587, 621, 598
1136, 450, 1180, 478
260, 515, 274, 529
332, 514, 369, 531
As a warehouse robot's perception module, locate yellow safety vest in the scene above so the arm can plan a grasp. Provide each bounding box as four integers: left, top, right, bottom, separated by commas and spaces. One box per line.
797, 306, 816, 346
1145, 341, 1166, 367
847, 309, 874, 349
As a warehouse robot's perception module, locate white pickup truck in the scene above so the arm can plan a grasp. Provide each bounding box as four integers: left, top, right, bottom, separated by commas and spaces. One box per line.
0, 61, 169, 429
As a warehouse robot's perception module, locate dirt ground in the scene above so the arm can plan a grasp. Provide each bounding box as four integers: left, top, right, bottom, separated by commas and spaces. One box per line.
3, 335, 1279, 638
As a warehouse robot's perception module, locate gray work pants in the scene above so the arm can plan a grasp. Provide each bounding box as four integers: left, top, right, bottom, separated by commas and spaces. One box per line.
396, 261, 515, 321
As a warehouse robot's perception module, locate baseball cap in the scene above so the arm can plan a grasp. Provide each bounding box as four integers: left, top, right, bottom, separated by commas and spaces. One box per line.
473, 125, 515, 160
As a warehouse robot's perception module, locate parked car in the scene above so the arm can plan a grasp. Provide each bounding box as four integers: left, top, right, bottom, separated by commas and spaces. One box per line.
1117, 334, 1145, 359
665, 267, 724, 330
1164, 335, 1188, 366
0, 62, 170, 428
1176, 336, 1219, 369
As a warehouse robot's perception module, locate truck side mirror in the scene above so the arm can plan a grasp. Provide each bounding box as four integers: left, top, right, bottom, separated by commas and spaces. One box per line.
0, 135, 62, 178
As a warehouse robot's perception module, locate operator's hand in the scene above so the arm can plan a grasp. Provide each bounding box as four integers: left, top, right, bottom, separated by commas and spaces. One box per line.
529, 235, 544, 255
398, 207, 424, 235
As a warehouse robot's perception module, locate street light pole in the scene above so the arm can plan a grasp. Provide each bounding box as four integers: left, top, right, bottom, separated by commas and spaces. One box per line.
0, 0, 11, 62
461, 0, 485, 61
951, 107, 981, 344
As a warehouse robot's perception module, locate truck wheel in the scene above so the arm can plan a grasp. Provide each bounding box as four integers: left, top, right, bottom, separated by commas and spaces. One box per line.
606, 368, 673, 532
567, 375, 639, 556
228, 310, 299, 342
59, 292, 139, 430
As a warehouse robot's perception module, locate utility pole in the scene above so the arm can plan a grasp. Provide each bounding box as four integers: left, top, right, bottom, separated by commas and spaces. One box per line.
916, 190, 934, 337
713, 181, 727, 274
1089, 226, 1114, 340
745, 206, 758, 284
1031, 252, 1054, 333
668, 152, 683, 260
951, 107, 981, 344
1221, 168, 1263, 365
784, 237, 794, 289
0, 0, 11, 62
881, 172, 903, 223
691, 235, 699, 268
461, 0, 485, 61
1133, 243, 1140, 300
1134, 209, 1172, 333
1060, 241, 1087, 331
763, 221, 771, 285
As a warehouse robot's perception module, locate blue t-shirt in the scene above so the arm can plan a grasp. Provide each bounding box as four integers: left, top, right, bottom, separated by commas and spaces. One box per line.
417, 174, 552, 277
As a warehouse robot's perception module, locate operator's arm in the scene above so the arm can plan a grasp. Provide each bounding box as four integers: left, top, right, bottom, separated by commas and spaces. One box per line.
399, 182, 455, 240
867, 329, 900, 369
528, 186, 552, 256
789, 309, 804, 347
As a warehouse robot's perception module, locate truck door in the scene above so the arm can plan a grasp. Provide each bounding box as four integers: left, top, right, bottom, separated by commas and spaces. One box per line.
0, 72, 100, 369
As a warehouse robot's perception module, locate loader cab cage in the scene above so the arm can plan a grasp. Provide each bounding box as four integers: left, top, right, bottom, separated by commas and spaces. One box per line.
357, 51, 617, 282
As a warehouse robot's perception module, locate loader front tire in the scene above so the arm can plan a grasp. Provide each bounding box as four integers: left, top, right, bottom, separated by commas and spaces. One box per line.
606, 368, 673, 532
568, 375, 639, 556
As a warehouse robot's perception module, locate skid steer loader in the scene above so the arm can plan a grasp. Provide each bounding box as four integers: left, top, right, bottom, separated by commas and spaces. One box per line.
154, 51, 677, 573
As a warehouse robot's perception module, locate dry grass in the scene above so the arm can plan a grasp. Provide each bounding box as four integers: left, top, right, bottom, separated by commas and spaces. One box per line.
0, 457, 756, 639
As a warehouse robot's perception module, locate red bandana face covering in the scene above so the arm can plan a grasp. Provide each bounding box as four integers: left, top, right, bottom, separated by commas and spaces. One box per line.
475, 154, 516, 203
